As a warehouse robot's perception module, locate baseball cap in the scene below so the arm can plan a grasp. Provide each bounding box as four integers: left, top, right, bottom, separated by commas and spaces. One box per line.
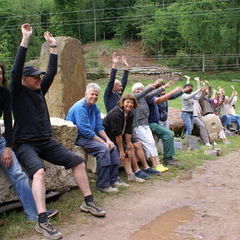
23, 66, 45, 77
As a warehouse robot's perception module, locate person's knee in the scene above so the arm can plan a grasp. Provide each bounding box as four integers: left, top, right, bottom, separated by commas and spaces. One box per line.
73, 162, 86, 171
33, 168, 45, 181
133, 142, 142, 150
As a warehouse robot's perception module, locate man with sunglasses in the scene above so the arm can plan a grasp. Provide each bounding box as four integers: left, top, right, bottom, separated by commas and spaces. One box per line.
11, 23, 105, 240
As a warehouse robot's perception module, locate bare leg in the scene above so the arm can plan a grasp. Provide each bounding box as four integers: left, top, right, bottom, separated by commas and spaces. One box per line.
148, 156, 160, 167
133, 142, 149, 169
72, 162, 92, 197
32, 168, 46, 214
121, 156, 133, 174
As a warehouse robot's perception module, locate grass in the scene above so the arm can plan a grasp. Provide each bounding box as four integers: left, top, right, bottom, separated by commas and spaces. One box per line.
1, 134, 240, 240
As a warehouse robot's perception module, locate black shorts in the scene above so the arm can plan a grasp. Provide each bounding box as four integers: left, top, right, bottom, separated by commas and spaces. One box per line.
15, 138, 84, 178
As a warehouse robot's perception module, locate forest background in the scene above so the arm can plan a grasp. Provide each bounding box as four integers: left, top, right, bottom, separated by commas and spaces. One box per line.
0, 0, 239, 75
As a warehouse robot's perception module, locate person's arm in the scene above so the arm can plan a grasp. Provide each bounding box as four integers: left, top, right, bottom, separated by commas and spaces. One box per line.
115, 135, 126, 160
121, 56, 129, 93
73, 106, 97, 139
182, 88, 202, 100
1, 89, 13, 168
154, 87, 182, 104
134, 85, 155, 100
104, 52, 118, 101
11, 23, 32, 94
97, 130, 115, 149
169, 90, 184, 100
41, 32, 58, 95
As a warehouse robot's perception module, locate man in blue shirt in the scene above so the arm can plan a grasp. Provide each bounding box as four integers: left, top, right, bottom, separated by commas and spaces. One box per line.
67, 83, 128, 193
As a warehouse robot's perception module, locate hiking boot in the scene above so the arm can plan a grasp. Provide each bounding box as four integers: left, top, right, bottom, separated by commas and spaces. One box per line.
143, 167, 161, 176
127, 173, 145, 183
135, 170, 150, 180
47, 209, 59, 219
112, 178, 130, 188
97, 186, 119, 193
80, 200, 106, 217
154, 164, 169, 172
163, 157, 179, 166
35, 220, 63, 240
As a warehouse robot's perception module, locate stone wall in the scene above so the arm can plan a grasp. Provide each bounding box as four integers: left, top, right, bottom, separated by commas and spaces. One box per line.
41, 37, 86, 118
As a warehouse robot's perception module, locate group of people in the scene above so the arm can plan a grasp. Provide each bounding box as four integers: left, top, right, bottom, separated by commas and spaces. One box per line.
0, 23, 238, 240
181, 75, 239, 146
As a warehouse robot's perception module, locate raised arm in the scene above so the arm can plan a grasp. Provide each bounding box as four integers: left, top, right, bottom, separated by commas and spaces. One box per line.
121, 56, 129, 92
41, 31, 58, 95
104, 53, 119, 99
154, 87, 182, 104
11, 23, 32, 93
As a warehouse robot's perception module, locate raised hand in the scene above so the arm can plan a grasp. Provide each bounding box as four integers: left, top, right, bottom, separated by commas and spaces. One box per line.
21, 23, 33, 39
122, 56, 129, 69
194, 77, 200, 82
44, 31, 56, 45
112, 52, 119, 65
184, 75, 191, 83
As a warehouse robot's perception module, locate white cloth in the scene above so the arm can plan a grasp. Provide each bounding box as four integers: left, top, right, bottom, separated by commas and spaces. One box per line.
133, 125, 158, 158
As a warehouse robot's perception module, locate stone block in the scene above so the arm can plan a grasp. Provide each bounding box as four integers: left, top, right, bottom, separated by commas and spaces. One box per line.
0, 118, 90, 204
41, 37, 86, 118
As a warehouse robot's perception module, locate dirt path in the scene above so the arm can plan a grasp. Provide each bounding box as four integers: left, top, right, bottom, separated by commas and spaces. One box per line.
24, 150, 240, 240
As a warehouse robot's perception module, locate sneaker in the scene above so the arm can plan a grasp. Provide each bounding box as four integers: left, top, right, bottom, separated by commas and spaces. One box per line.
135, 170, 150, 180
47, 209, 59, 219
163, 157, 179, 166
97, 186, 119, 193
127, 174, 145, 183
154, 164, 169, 172
143, 167, 161, 176
80, 200, 106, 217
112, 178, 130, 188
35, 220, 63, 240
205, 143, 211, 147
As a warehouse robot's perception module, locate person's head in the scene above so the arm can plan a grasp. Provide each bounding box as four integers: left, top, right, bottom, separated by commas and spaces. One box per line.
224, 96, 230, 104
85, 83, 101, 105
113, 79, 123, 93
22, 66, 45, 90
119, 94, 138, 113
183, 83, 193, 94
132, 82, 144, 94
0, 64, 6, 87
202, 87, 209, 96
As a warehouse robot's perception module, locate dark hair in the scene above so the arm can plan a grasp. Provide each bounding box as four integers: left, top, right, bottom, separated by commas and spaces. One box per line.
119, 94, 138, 109
0, 63, 7, 87
183, 83, 193, 88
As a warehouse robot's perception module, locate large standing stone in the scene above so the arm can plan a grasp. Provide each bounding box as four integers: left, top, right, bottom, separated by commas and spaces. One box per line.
40, 37, 86, 118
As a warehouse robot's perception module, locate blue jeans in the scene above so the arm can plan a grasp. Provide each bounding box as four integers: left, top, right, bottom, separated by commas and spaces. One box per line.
76, 136, 120, 188
0, 137, 37, 221
181, 112, 194, 135
221, 114, 240, 129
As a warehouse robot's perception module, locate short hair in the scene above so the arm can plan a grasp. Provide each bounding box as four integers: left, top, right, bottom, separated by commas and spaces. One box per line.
86, 83, 101, 93
132, 82, 144, 93
183, 83, 193, 88
119, 93, 138, 109
0, 63, 7, 87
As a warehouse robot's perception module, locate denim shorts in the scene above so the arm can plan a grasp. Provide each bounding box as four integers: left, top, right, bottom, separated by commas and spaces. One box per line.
14, 138, 84, 178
